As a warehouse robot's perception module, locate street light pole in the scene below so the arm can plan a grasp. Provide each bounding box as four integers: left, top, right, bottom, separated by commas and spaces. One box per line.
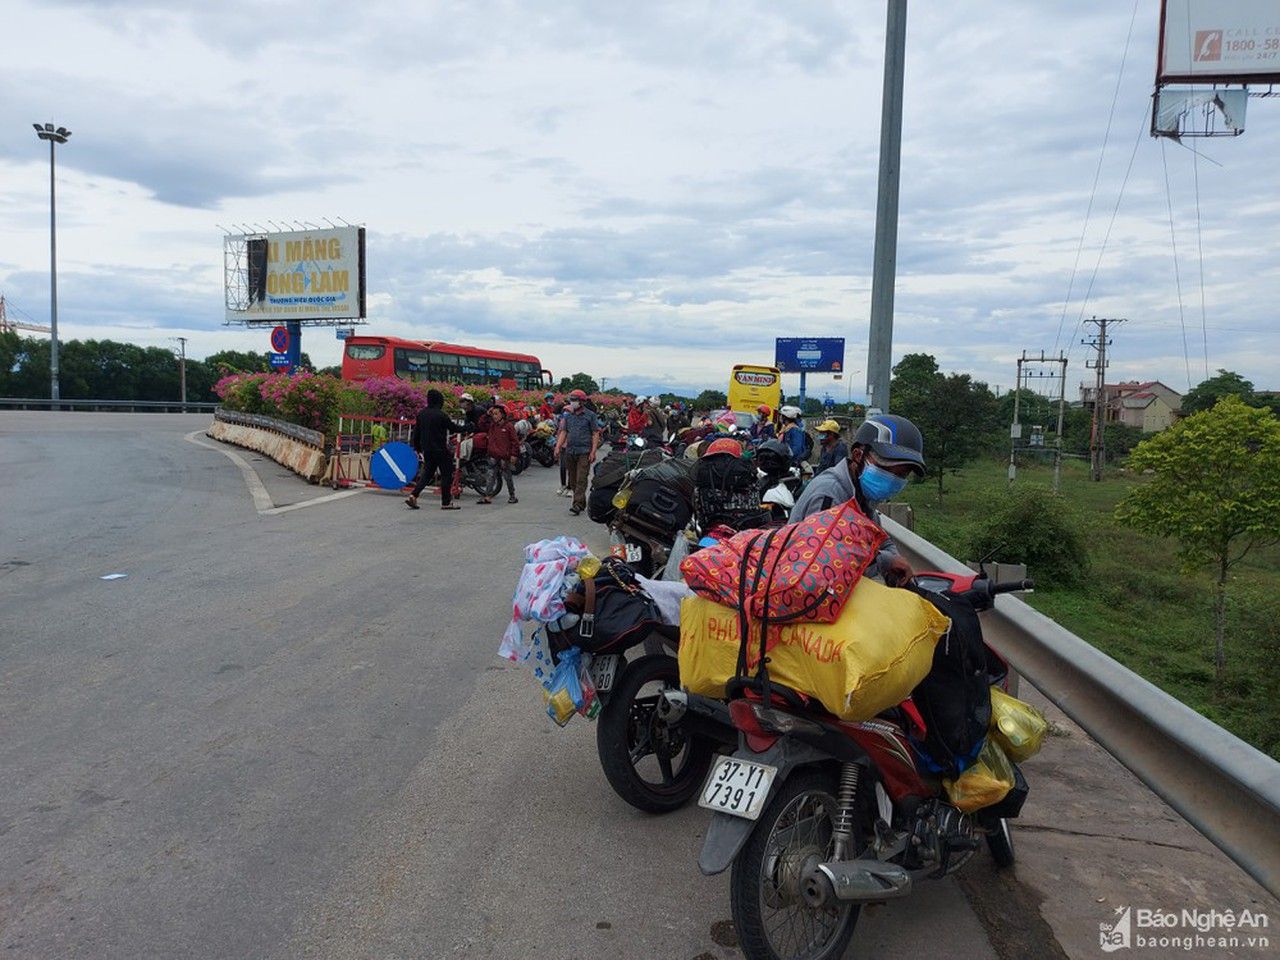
33, 122, 71, 407
175, 337, 188, 407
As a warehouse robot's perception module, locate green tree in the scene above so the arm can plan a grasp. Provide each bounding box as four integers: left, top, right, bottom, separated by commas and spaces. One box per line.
693, 389, 728, 410
556, 372, 599, 394
1182, 370, 1256, 416
890, 354, 998, 497
1116, 396, 1280, 678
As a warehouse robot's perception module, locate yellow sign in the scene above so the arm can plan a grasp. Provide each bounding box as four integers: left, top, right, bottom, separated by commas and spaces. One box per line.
225, 226, 365, 323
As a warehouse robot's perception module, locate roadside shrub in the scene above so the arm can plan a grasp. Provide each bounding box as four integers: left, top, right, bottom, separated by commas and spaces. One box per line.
965, 484, 1089, 585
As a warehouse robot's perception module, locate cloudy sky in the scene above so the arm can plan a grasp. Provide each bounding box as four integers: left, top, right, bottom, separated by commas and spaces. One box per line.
2, 0, 1277, 399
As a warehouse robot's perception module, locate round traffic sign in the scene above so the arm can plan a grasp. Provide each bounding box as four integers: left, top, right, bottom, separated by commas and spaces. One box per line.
370, 441, 419, 490
270, 325, 290, 353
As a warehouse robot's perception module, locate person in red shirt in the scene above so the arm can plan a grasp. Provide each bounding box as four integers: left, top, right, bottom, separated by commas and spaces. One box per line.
479, 405, 520, 504
537, 392, 556, 421
627, 395, 650, 435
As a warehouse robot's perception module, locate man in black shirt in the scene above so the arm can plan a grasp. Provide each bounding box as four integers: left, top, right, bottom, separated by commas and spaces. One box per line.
406, 389, 467, 510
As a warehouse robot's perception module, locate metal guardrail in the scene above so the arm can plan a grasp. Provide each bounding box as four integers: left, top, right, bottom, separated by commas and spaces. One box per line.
883, 516, 1280, 899
214, 408, 324, 449
0, 397, 218, 413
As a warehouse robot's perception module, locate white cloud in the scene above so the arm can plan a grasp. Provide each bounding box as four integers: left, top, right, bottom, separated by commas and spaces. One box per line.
2, 0, 1278, 397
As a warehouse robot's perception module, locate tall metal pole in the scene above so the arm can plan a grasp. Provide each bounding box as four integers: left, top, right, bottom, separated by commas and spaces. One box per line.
1053, 354, 1068, 493
866, 0, 908, 415
176, 337, 188, 406
48, 137, 60, 406
1008, 354, 1023, 484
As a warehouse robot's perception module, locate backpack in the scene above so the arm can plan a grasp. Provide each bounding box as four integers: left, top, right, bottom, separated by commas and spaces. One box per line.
907, 586, 1008, 777
799, 430, 815, 461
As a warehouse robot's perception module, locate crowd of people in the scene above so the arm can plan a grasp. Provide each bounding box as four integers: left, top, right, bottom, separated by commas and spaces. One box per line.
401, 388, 927, 583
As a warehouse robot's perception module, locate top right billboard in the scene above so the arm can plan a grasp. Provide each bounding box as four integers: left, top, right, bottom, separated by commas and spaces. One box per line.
1158, 0, 1280, 85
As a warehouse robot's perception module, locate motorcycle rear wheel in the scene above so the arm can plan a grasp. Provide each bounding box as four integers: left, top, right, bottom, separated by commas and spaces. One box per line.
596, 654, 713, 814
470, 462, 503, 498
730, 770, 861, 960
986, 817, 1015, 868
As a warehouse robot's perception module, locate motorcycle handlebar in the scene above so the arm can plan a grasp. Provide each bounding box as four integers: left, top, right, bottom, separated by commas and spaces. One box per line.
991, 578, 1034, 594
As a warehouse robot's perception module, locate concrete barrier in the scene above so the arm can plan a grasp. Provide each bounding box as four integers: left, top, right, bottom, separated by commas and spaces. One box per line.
207, 419, 326, 482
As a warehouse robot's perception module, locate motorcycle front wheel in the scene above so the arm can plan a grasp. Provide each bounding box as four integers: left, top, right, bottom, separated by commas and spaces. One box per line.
596, 654, 713, 814
729, 770, 861, 960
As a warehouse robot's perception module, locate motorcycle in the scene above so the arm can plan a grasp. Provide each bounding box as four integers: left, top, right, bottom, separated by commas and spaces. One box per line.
671, 569, 1033, 960
455, 433, 504, 498
529, 422, 558, 467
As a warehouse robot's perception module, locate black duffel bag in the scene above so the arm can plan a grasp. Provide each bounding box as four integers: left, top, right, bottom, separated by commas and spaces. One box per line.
548, 559, 666, 655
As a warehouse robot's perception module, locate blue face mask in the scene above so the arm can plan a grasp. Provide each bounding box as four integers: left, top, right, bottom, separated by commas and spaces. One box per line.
859, 462, 909, 503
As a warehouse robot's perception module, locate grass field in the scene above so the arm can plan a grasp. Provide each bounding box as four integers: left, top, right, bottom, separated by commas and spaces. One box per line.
897, 455, 1280, 759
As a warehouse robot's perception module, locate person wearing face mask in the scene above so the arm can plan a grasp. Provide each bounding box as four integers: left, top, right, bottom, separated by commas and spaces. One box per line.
555, 388, 602, 515
789, 413, 925, 586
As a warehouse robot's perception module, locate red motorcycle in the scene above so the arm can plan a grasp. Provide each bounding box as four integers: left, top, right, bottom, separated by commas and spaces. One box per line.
661, 569, 1032, 960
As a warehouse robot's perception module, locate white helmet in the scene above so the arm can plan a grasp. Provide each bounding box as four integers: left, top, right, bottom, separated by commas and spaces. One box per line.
635, 395, 648, 405
460, 392, 475, 402
780, 404, 802, 420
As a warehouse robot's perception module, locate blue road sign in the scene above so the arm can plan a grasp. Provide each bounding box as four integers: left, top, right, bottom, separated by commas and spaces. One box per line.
775, 337, 845, 373
370, 441, 418, 490
269, 353, 292, 369
335, 328, 355, 340
270, 325, 290, 353
824, 395, 836, 410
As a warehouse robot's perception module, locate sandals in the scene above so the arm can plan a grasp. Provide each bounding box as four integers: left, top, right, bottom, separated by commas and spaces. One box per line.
441, 503, 461, 510
404, 497, 420, 510
508, 496, 519, 504
477, 498, 493, 505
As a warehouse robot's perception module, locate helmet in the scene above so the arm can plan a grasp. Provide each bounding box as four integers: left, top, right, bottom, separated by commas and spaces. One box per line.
460, 392, 475, 402
852, 414, 926, 476
755, 439, 792, 476
635, 395, 648, 405
569, 388, 588, 400
816, 419, 841, 435
544, 392, 554, 399
756, 404, 772, 417
779, 405, 802, 421
704, 437, 742, 458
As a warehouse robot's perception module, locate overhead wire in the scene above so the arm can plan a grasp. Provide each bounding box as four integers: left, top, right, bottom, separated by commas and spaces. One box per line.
1159, 137, 1193, 390
1052, 0, 1143, 358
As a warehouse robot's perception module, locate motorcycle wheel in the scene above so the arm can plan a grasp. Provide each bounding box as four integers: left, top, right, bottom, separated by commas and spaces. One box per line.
533, 444, 555, 467
513, 445, 531, 475
596, 654, 713, 814
730, 770, 861, 960
470, 462, 502, 498
986, 817, 1015, 868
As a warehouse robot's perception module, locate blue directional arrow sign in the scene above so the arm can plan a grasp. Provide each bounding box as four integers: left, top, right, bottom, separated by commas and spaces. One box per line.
370, 441, 418, 490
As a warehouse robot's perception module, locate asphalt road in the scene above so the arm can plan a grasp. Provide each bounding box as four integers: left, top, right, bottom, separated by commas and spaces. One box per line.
1, 413, 1272, 960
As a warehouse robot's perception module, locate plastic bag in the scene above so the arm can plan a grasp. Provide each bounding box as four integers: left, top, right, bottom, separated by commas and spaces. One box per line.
989, 686, 1048, 762
943, 737, 1015, 813
542, 647, 598, 727
499, 537, 592, 660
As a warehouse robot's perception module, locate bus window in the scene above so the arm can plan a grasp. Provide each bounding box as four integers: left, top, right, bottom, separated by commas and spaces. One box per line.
346, 344, 385, 360
491, 358, 512, 371
395, 349, 433, 380
429, 352, 459, 366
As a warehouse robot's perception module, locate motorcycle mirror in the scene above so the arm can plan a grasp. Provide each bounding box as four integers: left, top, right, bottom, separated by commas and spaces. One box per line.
976, 541, 1006, 577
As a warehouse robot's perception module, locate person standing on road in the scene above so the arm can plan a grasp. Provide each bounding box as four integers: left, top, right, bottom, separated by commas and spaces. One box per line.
405, 389, 467, 511
478, 404, 520, 505
815, 419, 848, 472
555, 389, 601, 515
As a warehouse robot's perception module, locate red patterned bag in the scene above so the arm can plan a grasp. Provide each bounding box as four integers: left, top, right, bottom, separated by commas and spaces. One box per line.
679, 499, 886, 624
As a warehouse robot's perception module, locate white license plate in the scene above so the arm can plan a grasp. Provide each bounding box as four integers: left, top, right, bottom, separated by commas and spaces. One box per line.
624, 543, 644, 563
588, 654, 621, 693
698, 756, 776, 820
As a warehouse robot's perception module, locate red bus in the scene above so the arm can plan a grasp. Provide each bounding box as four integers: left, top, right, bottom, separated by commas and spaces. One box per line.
341, 335, 553, 390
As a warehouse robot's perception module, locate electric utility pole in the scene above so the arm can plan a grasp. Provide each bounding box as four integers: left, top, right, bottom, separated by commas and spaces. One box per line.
1009, 351, 1069, 490
1083, 317, 1124, 481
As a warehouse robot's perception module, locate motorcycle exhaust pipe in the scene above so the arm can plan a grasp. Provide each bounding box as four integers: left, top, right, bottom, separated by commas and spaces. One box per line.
803, 860, 913, 906
656, 689, 687, 723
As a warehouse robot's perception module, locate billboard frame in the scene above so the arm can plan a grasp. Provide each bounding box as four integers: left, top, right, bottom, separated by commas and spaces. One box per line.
1155, 0, 1280, 87
223, 225, 368, 327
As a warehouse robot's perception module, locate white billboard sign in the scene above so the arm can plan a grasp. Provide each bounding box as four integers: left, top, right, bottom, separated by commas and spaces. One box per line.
224, 226, 366, 324
1159, 0, 1280, 84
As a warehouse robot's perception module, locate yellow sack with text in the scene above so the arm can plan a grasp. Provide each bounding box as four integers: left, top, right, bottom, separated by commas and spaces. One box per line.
677, 577, 949, 722
943, 737, 1015, 812
988, 686, 1048, 762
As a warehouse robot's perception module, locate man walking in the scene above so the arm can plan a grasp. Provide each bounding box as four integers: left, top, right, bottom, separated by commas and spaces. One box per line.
555, 388, 601, 515
478, 404, 520, 505
405, 389, 466, 511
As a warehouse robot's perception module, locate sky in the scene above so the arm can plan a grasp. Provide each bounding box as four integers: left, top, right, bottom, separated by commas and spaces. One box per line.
2, 0, 1278, 400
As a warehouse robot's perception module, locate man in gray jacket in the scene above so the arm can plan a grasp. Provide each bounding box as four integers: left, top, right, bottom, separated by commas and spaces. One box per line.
789, 414, 926, 586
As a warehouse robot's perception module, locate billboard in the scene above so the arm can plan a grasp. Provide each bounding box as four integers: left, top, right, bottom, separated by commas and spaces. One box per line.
224, 226, 366, 324
1158, 0, 1280, 85
775, 337, 845, 373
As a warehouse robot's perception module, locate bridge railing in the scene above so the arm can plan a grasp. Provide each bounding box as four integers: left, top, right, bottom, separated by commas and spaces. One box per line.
0, 397, 218, 413
884, 515, 1280, 899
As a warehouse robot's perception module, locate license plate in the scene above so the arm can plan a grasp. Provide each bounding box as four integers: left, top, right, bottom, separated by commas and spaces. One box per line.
698, 756, 776, 820
588, 654, 621, 693
624, 543, 644, 563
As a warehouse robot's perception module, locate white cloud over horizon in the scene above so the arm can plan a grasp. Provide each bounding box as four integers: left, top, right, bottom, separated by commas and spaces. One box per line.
2, 0, 1278, 399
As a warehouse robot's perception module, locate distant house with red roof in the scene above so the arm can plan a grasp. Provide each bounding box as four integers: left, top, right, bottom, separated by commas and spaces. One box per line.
1079, 380, 1182, 433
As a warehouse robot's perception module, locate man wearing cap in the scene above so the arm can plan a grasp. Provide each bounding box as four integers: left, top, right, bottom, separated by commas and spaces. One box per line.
459, 393, 488, 434
790, 413, 926, 586
815, 419, 848, 472
555, 389, 602, 515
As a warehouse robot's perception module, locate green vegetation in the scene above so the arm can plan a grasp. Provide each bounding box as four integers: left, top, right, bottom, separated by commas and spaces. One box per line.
897, 453, 1280, 759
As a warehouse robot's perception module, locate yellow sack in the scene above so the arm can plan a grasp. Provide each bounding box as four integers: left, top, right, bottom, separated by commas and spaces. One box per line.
678, 577, 949, 723
989, 686, 1048, 762
943, 737, 1015, 812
